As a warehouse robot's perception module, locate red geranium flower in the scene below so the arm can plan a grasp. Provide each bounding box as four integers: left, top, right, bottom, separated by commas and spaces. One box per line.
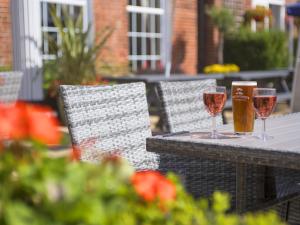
0, 102, 28, 140
26, 104, 61, 145
132, 171, 176, 203
0, 102, 61, 145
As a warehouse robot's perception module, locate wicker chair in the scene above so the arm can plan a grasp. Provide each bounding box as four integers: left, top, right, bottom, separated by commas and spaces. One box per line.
157, 79, 266, 208
59, 82, 191, 179
0, 71, 23, 103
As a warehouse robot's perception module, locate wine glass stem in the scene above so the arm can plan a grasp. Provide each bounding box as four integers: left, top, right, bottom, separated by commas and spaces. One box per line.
211, 116, 217, 138
262, 118, 267, 141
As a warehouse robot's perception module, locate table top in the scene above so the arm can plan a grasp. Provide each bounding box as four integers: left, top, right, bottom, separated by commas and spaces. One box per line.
147, 113, 300, 170
103, 74, 225, 83
103, 69, 292, 84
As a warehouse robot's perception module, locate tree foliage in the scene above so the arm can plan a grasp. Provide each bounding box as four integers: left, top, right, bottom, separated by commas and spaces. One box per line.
206, 6, 235, 34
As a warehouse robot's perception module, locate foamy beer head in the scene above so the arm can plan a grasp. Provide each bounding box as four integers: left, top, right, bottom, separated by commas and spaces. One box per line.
232, 81, 257, 134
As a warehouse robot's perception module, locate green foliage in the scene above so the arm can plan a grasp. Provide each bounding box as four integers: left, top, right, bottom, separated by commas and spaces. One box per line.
43, 6, 112, 90
0, 65, 12, 72
0, 145, 286, 225
206, 6, 235, 34
224, 28, 288, 70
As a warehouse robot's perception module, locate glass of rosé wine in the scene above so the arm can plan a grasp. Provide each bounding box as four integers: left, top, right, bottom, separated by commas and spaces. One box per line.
253, 88, 277, 141
203, 86, 227, 139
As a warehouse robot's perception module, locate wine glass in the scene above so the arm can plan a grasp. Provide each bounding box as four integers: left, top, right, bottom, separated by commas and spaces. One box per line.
252, 88, 277, 141
203, 86, 227, 139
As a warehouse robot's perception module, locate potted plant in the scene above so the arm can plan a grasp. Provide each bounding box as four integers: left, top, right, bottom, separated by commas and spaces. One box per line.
244, 6, 272, 23
43, 6, 112, 124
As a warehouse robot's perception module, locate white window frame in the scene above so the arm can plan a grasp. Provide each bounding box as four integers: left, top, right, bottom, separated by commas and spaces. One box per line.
127, 0, 166, 72
40, 0, 89, 60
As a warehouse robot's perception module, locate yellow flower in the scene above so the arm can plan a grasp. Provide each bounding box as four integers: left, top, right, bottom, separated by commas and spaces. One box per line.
204, 64, 240, 74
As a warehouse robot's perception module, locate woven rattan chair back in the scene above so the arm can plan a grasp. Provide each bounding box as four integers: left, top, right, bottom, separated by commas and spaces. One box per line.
60, 82, 159, 170
157, 79, 222, 132
0, 71, 23, 103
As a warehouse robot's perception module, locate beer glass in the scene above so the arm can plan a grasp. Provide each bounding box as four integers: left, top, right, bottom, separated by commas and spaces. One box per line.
231, 81, 257, 134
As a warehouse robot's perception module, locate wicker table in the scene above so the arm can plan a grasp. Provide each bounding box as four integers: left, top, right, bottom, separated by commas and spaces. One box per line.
147, 113, 300, 212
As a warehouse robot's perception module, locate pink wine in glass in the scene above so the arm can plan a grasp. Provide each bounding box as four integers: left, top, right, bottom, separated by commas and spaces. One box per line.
253, 95, 277, 118
203, 92, 227, 116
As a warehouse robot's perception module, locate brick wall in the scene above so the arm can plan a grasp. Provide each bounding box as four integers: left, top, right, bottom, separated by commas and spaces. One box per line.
93, 0, 129, 68
172, 0, 198, 74
0, 0, 12, 68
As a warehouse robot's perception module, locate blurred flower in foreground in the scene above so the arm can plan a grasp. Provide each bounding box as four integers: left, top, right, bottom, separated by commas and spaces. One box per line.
0, 102, 61, 145
132, 171, 176, 203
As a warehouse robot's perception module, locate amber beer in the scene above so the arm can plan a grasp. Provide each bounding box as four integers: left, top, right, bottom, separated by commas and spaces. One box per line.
232, 81, 257, 134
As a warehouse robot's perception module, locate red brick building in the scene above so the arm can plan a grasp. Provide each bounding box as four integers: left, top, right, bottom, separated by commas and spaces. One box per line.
0, 0, 295, 99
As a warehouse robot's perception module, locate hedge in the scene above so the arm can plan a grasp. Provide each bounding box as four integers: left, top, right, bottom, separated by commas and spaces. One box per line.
224, 28, 288, 70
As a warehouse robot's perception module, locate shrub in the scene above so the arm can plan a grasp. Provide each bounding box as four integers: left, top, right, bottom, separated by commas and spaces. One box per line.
224, 28, 288, 70
0, 103, 286, 225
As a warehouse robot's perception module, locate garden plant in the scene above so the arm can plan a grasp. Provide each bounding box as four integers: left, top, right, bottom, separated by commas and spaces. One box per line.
0, 102, 286, 225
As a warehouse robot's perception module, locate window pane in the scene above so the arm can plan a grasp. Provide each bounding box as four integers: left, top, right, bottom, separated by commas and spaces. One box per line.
155, 38, 160, 55
47, 32, 58, 55
47, 3, 56, 27
155, 0, 161, 8
136, 13, 142, 32
74, 6, 82, 18
137, 37, 142, 55
129, 12, 132, 32
155, 15, 161, 33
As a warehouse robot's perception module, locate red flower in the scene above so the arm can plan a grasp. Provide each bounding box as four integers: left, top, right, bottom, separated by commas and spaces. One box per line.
0, 102, 28, 140
70, 146, 81, 161
26, 105, 61, 145
132, 171, 176, 203
0, 102, 61, 145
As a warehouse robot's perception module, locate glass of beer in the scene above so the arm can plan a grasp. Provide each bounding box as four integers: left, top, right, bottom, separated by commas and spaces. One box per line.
232, 81, 257, 135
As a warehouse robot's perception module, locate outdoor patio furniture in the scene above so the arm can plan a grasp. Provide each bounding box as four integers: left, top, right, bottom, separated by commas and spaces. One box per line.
147, 113, 300, 222
59, 82, 195, 182
0, 71, 23, 103
157, 79, 223, 132
156, 79, 264, 207
59, 82, 160, 170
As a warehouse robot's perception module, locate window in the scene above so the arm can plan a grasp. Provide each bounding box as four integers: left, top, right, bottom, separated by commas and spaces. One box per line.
127, 0, 164, 72
40, 0, 88, 60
